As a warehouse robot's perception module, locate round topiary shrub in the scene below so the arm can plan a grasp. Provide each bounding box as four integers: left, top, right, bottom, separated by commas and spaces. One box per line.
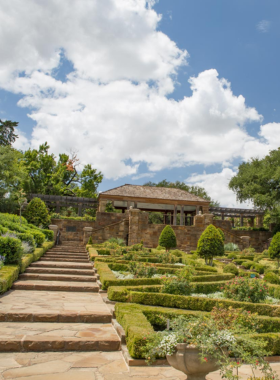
264, 271, 280, 285
269, 232, 280, 268
197, 224, 224, 266
223, 263, 239, 276
24, 198, 51, 228
158, 225, 177, 251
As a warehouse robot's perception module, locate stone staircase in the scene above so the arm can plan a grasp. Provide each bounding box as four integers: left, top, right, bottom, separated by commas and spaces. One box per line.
0, 241, 121, 352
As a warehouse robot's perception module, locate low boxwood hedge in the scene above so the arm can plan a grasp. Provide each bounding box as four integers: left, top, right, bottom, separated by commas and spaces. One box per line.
0, 265, 20, 294
115, 303, 280, 359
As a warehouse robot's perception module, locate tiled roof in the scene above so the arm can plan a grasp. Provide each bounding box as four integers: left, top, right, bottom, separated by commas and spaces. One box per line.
100, 184, 209, 203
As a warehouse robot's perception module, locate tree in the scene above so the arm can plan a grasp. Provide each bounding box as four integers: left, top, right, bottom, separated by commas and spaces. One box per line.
229, 148, 280, 210
197, 224, 224, 266
144, 180, 219, 207
23, 197, 51, 227
268, 232, 280, 268
217, 228, 225, 241
0, 120, 18, 146
158, 225, 177, 251
21, 142, 103, 197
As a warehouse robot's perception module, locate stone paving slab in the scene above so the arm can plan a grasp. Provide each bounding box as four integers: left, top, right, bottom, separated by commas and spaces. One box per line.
0, 323, 120, 352
0, 351, 280, 380
19, 273, 96, 283
12, 280, 99, 292
25, 267, 95, 276
30, 261, 93, 269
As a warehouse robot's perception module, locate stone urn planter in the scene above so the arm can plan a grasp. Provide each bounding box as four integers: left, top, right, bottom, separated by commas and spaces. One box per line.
166, 344, 220, 380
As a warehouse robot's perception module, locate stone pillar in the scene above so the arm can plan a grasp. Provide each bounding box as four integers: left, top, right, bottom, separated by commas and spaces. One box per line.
78, 203, 83, 216
203, 213, 214, 226
128, 208, 141, 246
180, 205, 184, 226
163, 212, 167, 225
99, 200, 107, 212
127, 201, 131, 210
256, 215, 264, 228
240, 214, 244, 227
48, 225, 58, 242
83, 227, 93, 245
221, 213, 225, 221
241, 236, 250, 249
196, 206, 200, 215
173, 205, 177, 226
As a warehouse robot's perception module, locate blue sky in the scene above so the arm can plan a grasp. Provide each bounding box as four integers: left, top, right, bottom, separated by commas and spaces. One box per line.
0, 0, 279, 206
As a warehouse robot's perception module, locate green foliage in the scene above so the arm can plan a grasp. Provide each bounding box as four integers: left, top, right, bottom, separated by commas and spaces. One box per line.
128, 262, 157, 278
158, 225, 177, 251
223, 263, 239, 275
197, 224, 224, 265
269, 232, 280, 268
0, 236, 22, 265
88, 236, 93, 245
24, 198, 51, 228
161, 277, 192, 295
264, 272, 280, 285
0, 213, 28, 225
0, 265, 20, 294
222, 277, 268, 303
224, 242, 239, 252
158, 252, 177, 264
217, 228, 225, 241
242, 247, 256, 255
0, 119, 18, 146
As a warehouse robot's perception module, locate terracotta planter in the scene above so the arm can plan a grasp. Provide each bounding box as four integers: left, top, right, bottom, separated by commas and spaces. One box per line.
166, 344, 220, 380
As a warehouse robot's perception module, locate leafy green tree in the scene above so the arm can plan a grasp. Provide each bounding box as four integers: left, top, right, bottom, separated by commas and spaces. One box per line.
229, 148, 280, 210
268, 232, 280, 268
23, 197, 51, 228
197, 224, 224, 266
105, 201, 118, 213
21, 142, 103, 197
144, 179, 219, 207
158, 225, 177, 251
0, 120, 18, 146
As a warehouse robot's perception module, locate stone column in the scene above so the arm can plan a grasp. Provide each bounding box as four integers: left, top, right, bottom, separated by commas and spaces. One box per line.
173, 205, 177, 226
48, 225, 58, 243
163, 212, 167, 225
99, 200, 107, 212
241, 236, 250, 249
240, 214, 244, 227
256, 215, 264, 228
196, 205, 200, 215
83, 227, 93, 245
128, 208, 141, 246
180, 205, 184, 226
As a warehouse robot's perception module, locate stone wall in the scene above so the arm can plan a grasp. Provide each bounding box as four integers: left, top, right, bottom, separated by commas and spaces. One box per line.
51, 219, 97, 242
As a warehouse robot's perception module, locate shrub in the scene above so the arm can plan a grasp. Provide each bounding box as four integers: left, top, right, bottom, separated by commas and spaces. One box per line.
217, 228, 225, 241
158, 225, 177, 251
269, 232, 280, 268
264, 272, 280, 285
223, 263, 239, 276
158, 252, 177, 264
88, 236, 93, 245
0, 236, 22, 265
222, 277, 268, 303
156, 245, 165, 250
227, 252, 238, 259
161, 277, 192, 296
23, 197, 51, 228
170, 249, 183, 257
242, 247, 256, 256
224, 243, 239, 252
128, 262, 157, 278
197, 224, 224, 266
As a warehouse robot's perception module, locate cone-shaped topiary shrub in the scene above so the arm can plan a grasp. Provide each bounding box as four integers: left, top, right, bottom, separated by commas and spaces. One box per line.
197, 224, 224, 266
217, 228, 225, 241
23, 198, 51, 228
269, 232, 280, 268
88, 236, 93, 245
158, 225, 177, 251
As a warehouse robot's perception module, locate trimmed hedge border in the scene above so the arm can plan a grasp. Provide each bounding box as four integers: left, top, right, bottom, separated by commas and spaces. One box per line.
0, 241, 54, 294
95, 261, 234, 290
115, 303, 280, 359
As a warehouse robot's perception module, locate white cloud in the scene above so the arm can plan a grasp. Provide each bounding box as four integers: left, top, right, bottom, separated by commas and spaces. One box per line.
132, 172, 155, 180
0, 0, 278, 182
186, 168, 252, 208
13, 130, 31, 151
257, 20, 271, 33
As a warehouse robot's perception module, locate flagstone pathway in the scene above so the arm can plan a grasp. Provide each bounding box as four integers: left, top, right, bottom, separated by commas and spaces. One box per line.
0, 241, 279, 379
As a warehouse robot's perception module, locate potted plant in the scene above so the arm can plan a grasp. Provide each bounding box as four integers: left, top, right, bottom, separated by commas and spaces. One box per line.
145, 307, 275, 380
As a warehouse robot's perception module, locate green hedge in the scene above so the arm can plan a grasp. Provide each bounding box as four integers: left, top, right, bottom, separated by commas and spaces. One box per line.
115, 303, 280, 359
20, 254, 34, 273
0, 265, 20, 293
33, 241, 54, 261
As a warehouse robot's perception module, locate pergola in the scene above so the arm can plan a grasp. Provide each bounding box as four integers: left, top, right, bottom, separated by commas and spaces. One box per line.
98, 184, 210, 226
28, 194, 97, 216
209, 206, 265, 227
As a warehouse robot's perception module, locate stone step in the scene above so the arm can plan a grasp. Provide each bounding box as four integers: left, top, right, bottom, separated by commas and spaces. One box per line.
12, 280, 99, 292
19, 273, 96, 282
25, 267, 94, 276
44, 253, 89, 258
30, 261, 93, 269
0, 322, 120, 352
50, 248, 87, 252
40, 257, 89, 263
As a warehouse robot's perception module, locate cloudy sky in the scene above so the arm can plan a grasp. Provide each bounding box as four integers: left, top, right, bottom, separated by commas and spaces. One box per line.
0, 0, 279, 207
